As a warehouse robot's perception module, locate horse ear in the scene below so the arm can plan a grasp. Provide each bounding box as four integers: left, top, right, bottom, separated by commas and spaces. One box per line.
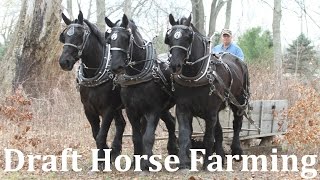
122, 14, 129, 28
185, 14, 192, 26
62, 13, 71, 25
78, 11, 83, 24
105, 17, 115, 28
169, 14, 176, 26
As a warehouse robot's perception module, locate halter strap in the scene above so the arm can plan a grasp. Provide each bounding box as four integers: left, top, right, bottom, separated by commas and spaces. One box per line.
63, 23, 91, 58
167, 25, 194, 60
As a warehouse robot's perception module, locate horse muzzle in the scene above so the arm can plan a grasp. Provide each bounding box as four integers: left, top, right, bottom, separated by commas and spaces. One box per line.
59, 58, 76, 71
170, 63, 182, 75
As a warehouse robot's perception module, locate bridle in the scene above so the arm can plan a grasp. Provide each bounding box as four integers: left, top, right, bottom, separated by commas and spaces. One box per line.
108, 26, 146, 66
167, 25, 194, 61
62, 23, 91, 58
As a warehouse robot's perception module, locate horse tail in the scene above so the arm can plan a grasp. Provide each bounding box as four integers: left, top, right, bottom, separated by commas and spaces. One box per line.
242, 63, 250, 101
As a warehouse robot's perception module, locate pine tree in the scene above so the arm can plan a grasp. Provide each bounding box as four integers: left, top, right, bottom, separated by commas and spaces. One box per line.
237, 27, 273, 64
285, 33, 318, 76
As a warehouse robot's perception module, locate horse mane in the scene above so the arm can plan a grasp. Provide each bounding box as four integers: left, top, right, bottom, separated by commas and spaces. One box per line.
128, 19, 145, 44
83, 19, 106, 45
177, 17, 204, 37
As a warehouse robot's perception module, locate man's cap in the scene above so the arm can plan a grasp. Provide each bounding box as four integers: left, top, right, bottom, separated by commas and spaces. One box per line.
221, 29, 232, 36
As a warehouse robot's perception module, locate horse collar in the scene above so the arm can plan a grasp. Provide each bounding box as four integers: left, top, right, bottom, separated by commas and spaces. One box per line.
77, 44, 114, 87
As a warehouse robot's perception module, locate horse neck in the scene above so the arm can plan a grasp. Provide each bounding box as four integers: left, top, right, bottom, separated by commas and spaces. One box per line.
81, 35, 104, 77
181, 35, 206, 77
125, 33, 147, 76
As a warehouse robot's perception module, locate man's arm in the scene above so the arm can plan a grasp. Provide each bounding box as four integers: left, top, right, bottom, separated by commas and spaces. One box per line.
236, 47, 245, 61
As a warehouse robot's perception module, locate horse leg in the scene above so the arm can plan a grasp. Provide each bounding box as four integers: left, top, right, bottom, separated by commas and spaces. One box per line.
160, 111, 178, 156
126, 109, 143, 156
141, 113, 160, 170
176, 105, 193, 169
202, 113, 216, 169
214, 115, 225, 165
111, 109, 126, 161
84, 108, 100, 141
95, 108, 114, 170
230, 102, 245, 160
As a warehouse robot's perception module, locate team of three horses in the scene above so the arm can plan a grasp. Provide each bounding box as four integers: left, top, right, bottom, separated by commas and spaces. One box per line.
58, 11, 250, 170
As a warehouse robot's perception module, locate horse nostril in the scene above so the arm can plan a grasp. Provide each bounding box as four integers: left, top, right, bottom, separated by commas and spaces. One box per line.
170, 63, 182, 74
59, 59, 73, 70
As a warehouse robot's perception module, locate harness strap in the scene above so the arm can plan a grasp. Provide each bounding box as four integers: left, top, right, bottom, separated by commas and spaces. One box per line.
169, 45, 189, 52
185, 54, 210, 66
210, 70, 259, 132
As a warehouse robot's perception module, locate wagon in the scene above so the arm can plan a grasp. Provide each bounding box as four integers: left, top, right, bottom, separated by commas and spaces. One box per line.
190, 100, 288, 147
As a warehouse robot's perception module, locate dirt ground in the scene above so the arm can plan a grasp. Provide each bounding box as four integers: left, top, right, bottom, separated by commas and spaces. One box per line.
0, 86, 319, 179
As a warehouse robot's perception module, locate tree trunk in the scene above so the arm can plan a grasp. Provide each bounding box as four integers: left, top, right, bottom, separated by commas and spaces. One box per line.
224, 0, 232, 29
87, 0, 93, 20
208, 0, 226, 37
190, 0, 205, 34
124, 0, 132, 18
273, 0, 282, 68
96, 0, 106, 31
0, 0, 70, 97
66, 0, 74, 19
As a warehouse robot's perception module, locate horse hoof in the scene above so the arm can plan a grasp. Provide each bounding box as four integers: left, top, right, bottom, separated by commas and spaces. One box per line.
98, 162, 106, 171
139, 171, 151, 176
179, 164, 191, 170
111, 150, 121, 162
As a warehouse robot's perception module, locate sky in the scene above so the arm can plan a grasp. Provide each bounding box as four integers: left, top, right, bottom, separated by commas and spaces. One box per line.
203, 0, 320, 49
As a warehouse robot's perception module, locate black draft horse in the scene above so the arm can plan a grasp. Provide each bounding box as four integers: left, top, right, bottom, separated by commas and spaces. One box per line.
165, 14, 250, 169
104, 14, 178, 169
58, 11, 126, 168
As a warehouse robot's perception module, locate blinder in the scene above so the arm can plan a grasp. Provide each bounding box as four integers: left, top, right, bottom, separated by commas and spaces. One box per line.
60, 23, 91, 58
108, 27, 134, 65
165, 25, 194, 61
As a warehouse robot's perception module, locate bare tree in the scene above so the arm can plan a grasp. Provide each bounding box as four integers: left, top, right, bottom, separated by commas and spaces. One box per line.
66, 0, 74, 19
0, 0, 69, 97
224, 0, 232, 29
124, 0, 132, 18
0, 0, 20, 46
87, 0, 93, 20
96, 0, 106, 31
190, 0, 205, 34
208, 0, 227, 37
273, 0, 282, 68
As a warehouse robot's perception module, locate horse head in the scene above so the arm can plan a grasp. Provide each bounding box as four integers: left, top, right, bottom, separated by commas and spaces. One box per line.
105, 14, 145, 75
59, 11, 90, 71
165, 14, 193, 74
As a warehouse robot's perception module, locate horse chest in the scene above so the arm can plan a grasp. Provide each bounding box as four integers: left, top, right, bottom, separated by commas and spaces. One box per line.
121, 84, 170, 112
174, 86, 221, 117
79, 84, 121, 114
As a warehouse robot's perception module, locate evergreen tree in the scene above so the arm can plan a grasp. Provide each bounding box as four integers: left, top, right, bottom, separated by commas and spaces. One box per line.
285, 33, 318, 75
237, 27, 273, 64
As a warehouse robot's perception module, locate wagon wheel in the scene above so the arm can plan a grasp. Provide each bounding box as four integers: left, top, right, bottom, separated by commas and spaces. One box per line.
259, 136, 274, 146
